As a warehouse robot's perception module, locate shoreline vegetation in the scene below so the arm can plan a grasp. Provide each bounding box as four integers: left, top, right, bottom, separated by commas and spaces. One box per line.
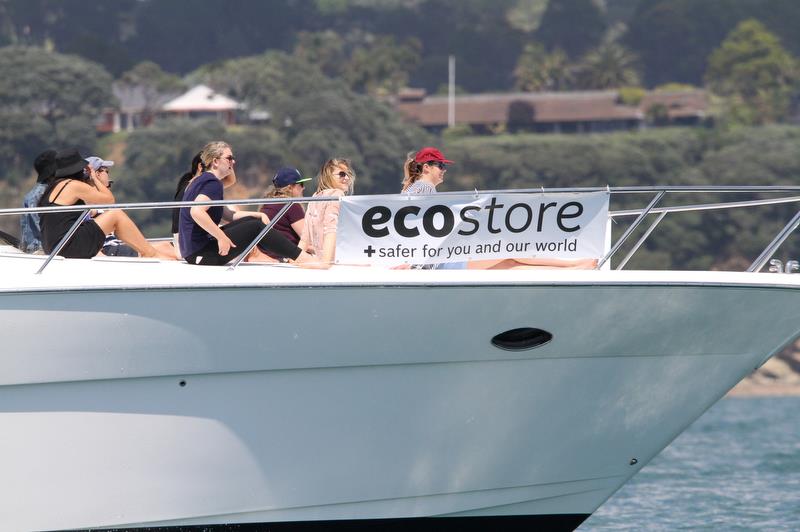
728, 342, 800, 397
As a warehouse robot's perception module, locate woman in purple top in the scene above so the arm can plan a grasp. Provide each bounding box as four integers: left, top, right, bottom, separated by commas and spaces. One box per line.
249, 167, 310, 262
178, 141, 312, 266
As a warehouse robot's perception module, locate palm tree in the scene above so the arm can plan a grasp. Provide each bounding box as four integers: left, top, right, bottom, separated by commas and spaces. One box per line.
514, 43, 573, 91
575, 42, 641, 90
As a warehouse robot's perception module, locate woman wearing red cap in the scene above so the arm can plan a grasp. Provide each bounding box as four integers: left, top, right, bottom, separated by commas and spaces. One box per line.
400, 147, 596, 270
400, 147, 465, 270
402, 147, 453, 194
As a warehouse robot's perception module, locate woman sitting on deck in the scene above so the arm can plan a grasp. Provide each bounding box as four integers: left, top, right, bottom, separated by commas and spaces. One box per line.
39, 148, 175, 260
178, 141, 314, 266
402, 147, 597, 270
298, 158, 355, 269
247, 167, 310, 263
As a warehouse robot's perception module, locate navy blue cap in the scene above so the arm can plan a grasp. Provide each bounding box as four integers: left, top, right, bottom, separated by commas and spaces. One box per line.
273, 167, 311, 187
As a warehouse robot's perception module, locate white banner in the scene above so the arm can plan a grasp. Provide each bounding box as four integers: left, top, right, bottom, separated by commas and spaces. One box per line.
336, 192, 609, 266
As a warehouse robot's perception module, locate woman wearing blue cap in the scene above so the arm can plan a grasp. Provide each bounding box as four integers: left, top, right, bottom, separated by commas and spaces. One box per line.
248, 167, 310, 262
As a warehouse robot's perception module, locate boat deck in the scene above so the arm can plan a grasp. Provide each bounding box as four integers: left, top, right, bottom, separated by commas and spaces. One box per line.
2, 245, 800, 292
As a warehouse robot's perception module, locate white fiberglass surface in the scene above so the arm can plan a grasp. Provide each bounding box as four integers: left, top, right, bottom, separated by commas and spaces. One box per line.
1, 251, 800, 292
0, 351, 757, 529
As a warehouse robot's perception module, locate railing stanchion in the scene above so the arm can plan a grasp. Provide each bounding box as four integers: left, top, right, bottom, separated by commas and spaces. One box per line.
597, 191, 665, 270
228, 203, 294, 271
748, 209, 800, 272
615, 211, 667, 270
36, 209, 89, 275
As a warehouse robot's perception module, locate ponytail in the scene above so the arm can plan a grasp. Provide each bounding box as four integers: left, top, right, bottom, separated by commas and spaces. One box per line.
401, 151, 423, 192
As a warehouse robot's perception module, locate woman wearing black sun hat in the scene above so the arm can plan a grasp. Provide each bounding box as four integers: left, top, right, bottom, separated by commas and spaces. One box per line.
38, 148, 175, 260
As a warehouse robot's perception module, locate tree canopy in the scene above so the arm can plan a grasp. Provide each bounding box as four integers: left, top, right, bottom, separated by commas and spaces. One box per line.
4, 0, 800, 94
0, 46, 113, 182
534, 0, 607, 59
706, 19, 798, 125
189, 51, 430, 194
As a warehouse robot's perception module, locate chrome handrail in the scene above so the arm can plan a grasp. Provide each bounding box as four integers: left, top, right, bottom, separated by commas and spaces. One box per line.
228, 203, 293, 271
610, 195, 800, 218
748, 209, 800, 272
5, 185, 800, 218
596, 191, 664, 270
5, 185, 800, 274
615, 211, 668, 271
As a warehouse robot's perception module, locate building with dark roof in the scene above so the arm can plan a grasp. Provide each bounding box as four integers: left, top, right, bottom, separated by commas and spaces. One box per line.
393, 89, 708, 134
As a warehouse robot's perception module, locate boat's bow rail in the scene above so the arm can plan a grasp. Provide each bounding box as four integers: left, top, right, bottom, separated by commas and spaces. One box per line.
3, 185, 800, 274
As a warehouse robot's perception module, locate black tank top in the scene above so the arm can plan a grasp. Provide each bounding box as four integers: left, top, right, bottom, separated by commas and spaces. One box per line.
39, 179, 88, 251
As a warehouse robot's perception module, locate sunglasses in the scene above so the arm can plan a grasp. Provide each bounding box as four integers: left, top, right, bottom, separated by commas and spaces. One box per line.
335, 171, 352, 179
107, 180, 114, 189
222, 155, 235, 162
428, 161, 447, 170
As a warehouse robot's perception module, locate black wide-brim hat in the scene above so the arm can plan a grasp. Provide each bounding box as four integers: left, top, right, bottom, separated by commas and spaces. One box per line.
54, 148, 88, 178
34, 149, 57, 183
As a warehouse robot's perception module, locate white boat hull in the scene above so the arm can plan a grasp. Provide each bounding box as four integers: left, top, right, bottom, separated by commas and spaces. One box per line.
2, 259, 799, 530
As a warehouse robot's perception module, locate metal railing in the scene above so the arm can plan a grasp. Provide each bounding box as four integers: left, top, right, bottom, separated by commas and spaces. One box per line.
3, 185, 800, 274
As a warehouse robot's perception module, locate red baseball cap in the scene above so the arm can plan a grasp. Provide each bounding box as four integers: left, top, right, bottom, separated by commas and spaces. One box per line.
414, 147, 454, 165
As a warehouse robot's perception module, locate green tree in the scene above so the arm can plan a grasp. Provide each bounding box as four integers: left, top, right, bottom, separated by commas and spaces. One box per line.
534, 0, 607, 59
513, 42, 572, 91
705, 19, 798, 125
624, 0, 800, 87
0, 0, 139, 76
0, 46, 114, 181
118, 60, 186, 120
574, 41, 640, 89
189, 51, 430, 193
295, 30, 421, 96
342, 35, 421, 96
506, 0, 550, 33
293, 30, 347, 79
120, 61, 186, 96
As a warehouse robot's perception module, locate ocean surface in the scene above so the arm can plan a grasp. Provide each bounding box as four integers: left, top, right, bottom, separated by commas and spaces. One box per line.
579, 397, 800, 531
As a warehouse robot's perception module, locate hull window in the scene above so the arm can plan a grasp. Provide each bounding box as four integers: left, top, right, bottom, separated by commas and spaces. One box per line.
491, 327, 553, 351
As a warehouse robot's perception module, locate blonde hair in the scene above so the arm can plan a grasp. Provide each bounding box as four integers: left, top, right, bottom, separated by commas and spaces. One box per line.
401, 151, 424, 192
264, 184, 295, 199
316, 158, 355, 195
199, 141, 231, 170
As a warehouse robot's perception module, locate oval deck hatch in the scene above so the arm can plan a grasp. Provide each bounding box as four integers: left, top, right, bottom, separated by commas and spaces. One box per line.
491, 327, 552, 351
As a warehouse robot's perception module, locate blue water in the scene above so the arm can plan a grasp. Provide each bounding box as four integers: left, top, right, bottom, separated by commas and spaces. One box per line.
580, 397, 800, 531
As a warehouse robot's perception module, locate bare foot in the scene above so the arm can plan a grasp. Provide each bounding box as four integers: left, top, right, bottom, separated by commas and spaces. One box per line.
246, 247, 280, 263
294, 250, 331, 269
141, 245, 178, 261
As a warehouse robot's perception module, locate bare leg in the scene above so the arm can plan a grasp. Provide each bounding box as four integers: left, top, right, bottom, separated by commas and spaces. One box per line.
151, 240, 179, 258
468, 257, 598, 270
94, 210, 176, 260
245, 247, 280, 263
294, 250, 332, 269
467, 259, 515, 270
510, 257, 598, 269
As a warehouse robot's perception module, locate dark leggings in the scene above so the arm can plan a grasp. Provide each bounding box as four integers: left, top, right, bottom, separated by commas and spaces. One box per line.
186, 217, 302, 266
